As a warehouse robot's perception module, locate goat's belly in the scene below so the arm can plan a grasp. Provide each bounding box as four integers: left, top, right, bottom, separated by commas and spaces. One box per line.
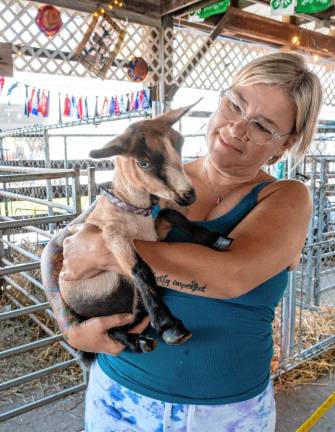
59, 271, 135, 318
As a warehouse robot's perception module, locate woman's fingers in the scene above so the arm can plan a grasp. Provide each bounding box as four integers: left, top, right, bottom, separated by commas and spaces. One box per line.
66, 313, 135, 355
128, 316, 150, 334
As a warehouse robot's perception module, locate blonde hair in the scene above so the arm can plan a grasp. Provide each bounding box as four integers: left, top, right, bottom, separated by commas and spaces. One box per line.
232, 52, 322, 164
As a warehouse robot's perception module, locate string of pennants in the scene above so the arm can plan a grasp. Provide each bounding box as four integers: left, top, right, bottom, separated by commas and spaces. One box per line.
0, 76, 152, 123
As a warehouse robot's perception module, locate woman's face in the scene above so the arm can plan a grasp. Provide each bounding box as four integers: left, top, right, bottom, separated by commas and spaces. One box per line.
206, 84, 296, 174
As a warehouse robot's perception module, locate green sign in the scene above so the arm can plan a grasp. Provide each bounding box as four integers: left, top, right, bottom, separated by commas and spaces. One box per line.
189, 0, 230, 22
296, 0, 332, 13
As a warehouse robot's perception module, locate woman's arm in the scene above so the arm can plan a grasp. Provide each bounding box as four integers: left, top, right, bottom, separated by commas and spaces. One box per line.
40, 203, 149, 354
134, 180, 312, 299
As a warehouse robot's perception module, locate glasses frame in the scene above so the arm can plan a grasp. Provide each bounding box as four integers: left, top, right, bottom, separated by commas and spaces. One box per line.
219, 88, 292, 143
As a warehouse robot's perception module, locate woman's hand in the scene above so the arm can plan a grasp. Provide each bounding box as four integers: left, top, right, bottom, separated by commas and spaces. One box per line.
65, 313, 150, 355
60, 223, 121, 280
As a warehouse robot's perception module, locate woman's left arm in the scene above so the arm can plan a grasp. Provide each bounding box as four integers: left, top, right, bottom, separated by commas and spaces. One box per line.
134, 180, 312, 299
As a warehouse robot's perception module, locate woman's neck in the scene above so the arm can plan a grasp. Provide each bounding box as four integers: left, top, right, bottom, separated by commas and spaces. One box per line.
201, 156, 267, 192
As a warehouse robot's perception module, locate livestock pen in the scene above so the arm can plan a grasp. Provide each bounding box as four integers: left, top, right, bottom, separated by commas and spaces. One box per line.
1, 0, 335, 430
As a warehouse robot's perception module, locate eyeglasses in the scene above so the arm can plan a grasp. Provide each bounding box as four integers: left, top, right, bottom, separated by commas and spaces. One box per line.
218, 89, 292, 145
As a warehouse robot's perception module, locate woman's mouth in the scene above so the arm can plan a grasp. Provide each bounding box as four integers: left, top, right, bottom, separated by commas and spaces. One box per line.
217, 134, 242, 153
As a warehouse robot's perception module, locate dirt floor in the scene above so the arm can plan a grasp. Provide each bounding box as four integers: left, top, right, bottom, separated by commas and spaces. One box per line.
1, 374, 334, 432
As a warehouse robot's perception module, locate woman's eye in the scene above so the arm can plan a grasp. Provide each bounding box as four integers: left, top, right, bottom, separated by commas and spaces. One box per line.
253, 121, 268, 132
136, 160, 152, 170
231, 101, 242, 113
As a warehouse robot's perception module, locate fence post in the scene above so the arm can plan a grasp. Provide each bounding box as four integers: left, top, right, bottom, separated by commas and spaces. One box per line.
87, 167, 96, 205
72, 168, 82, 216
280, 154, 297, 365
43, 130, 55, 233
64, 135, 70, 205
314, 159, 327, 306
305, 157, 317, 306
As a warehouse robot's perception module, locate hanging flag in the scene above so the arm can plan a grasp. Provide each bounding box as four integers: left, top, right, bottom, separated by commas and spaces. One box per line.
0, 77, 5, 95
94, 96, 99, 118
38, 90, 45, 114
7, 81, 19, 105
126, 94, 131, 112
78, 96, 83, 119
109, 96, 115, 115
31, 89, 40, 115
24, 84, 29, 117
130, 92, 136, 111
144, 88, 151, 108
270, 0, 296, 15
100, 96, 109, 117
120, 95, 126, 113
134, 92, 140, 111
39, 90, 50, 117
71, 96, 79, 118
84, 96, 89, 118
58, 92, 62, 123
114, 96, 120, 115
64, 94, 71, 116
27, 87, 36, 115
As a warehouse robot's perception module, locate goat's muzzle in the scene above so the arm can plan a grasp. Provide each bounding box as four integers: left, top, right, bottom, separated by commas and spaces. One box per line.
175, 189, 196, 206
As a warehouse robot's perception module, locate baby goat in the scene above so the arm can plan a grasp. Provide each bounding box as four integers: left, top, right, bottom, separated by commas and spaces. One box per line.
59, 104, 232, 354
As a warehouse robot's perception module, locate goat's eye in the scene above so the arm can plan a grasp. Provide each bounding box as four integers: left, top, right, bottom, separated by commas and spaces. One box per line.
136, 160, 152, 170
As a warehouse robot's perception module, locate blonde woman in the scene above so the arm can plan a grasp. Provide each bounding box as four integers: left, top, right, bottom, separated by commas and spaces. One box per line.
41, 52, 322, 431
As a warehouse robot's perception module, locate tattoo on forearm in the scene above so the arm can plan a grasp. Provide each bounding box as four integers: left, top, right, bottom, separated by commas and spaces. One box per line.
154, 272, 207, 293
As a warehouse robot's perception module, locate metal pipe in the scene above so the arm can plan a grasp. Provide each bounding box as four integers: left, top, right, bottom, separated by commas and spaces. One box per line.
0, 359, 79, 392
0, 213, 76, 229
0, 261, 40, 276
0, 189, 73, 212
0, 384, 87, 422
1, 238, 40, 261
0, 215, 53, 238
3, 286, 80, 359
0, 302, 50, 320
0, 334, 63, 360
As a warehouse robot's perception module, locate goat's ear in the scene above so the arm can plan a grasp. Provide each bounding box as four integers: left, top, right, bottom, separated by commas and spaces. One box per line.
158, 98, 203, 125
89, 136, 127, 159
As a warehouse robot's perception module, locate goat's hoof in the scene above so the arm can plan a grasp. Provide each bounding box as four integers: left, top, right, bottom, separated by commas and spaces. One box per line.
139, 335, 157, 353
161, 324, 192, 345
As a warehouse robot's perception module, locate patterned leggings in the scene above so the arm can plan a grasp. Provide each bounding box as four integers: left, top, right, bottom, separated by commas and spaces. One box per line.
85, 360, 276, 432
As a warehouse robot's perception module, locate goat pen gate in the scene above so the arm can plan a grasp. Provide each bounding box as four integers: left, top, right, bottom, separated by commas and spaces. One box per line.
1, 0, 335, 424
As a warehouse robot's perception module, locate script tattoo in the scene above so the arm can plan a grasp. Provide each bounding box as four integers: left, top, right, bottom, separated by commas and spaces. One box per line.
154, 272, 207, 293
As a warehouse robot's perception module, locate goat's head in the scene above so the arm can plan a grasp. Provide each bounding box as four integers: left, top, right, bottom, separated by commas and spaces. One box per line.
89, 102, 200, 206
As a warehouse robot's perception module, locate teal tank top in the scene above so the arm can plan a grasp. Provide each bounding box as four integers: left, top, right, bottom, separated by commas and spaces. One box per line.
98, 181, 288, 404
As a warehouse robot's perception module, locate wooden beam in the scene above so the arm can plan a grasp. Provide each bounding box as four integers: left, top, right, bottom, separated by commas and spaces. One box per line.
196, 7, 335, 59
33, 0, 161, 27
161, 0, 206, 16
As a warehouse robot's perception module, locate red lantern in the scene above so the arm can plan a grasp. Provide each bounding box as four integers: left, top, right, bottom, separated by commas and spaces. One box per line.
127, 57, 149, 82
35, 5, 63, 37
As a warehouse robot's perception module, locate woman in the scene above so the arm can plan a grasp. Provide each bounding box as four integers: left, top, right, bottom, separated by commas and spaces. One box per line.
41, 52, 322, 431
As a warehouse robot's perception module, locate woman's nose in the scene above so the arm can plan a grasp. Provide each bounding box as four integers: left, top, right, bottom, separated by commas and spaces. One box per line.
227, 118, 248, 141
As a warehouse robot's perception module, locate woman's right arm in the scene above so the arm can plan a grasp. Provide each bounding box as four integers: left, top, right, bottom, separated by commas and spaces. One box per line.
40, 203, 149, 355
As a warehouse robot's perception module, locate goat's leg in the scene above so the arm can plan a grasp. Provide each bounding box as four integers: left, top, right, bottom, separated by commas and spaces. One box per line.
107, 288, 157, 353
159, 208, 233, 251
132, 252, 192, 345
102, 229, 191, 345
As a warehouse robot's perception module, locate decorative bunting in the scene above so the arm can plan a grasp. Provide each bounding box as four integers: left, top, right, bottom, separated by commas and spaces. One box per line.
0, 78, 151, 122
0, 77, 5, 95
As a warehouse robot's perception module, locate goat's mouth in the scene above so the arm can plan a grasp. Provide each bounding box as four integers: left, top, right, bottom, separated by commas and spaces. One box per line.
174, 189, 196, 206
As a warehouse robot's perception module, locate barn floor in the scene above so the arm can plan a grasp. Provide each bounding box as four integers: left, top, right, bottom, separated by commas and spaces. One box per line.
1, 374, 334, 431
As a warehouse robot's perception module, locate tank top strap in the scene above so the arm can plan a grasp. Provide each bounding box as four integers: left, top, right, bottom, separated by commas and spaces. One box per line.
250, 179, 277, 201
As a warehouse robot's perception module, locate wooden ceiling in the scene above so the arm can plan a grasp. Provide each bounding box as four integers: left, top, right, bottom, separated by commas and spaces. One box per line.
34, 0, 335, 59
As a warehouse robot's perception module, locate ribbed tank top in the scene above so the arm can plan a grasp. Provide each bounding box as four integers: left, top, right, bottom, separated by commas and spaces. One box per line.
98, 180, 288, 404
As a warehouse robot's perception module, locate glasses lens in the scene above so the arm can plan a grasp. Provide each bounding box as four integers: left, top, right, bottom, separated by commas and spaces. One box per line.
247, 121, 273, 145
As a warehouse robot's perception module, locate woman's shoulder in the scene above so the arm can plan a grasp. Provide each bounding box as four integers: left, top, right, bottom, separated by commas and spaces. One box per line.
258, 178, 312, 211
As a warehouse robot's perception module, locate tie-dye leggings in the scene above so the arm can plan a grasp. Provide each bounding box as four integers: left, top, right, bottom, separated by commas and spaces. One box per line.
85, 360, 276, 432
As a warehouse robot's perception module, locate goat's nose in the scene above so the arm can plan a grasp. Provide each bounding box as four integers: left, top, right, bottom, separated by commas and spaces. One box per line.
176, 189, 196, 206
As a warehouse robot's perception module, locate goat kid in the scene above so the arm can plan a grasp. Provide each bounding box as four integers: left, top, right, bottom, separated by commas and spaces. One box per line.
59, 104, 232, 355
